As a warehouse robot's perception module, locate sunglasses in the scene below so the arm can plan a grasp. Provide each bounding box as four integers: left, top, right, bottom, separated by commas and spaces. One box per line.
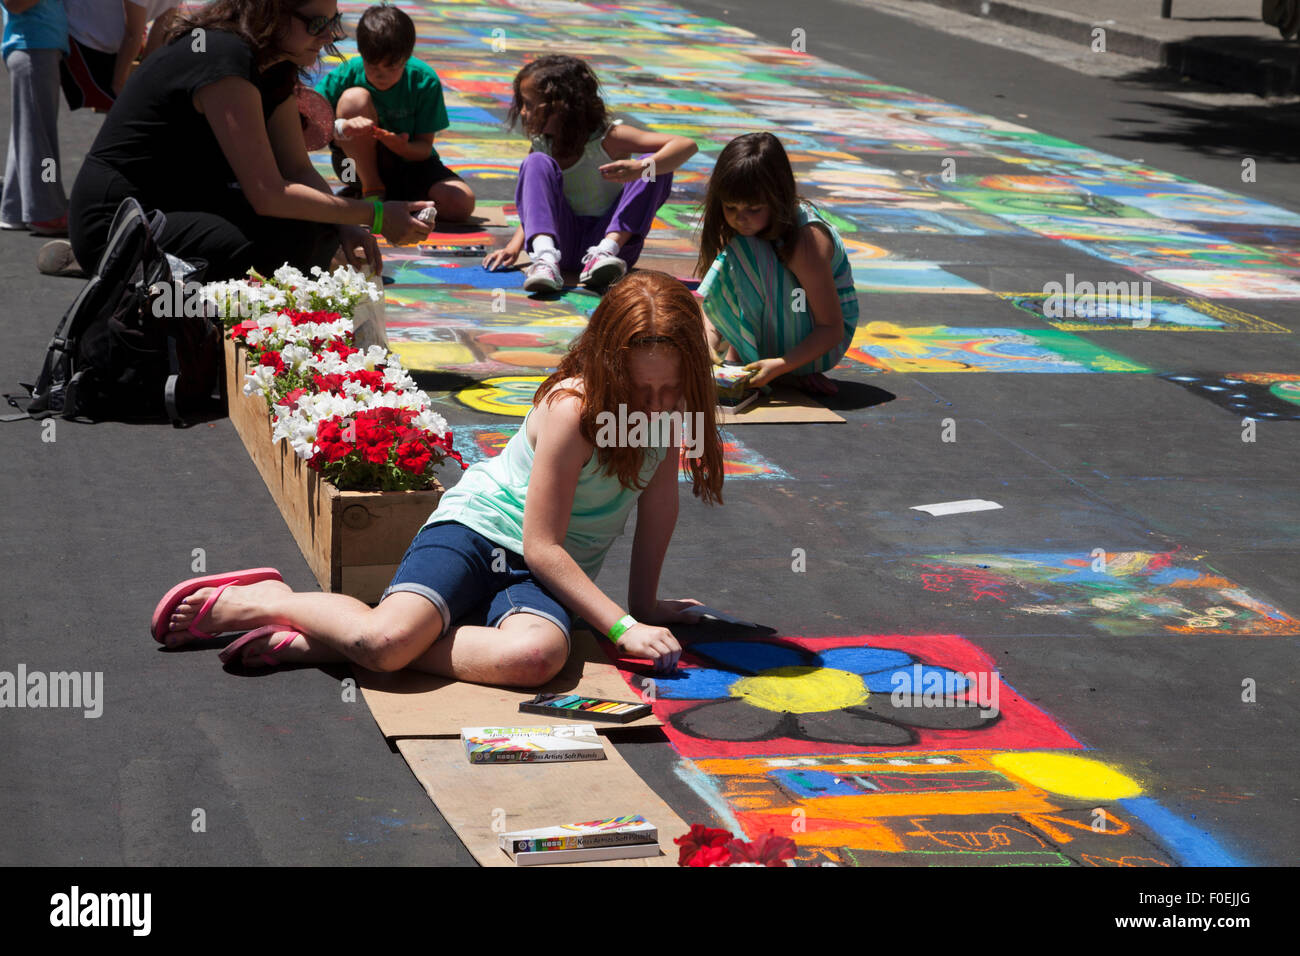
292, 11, 346, 39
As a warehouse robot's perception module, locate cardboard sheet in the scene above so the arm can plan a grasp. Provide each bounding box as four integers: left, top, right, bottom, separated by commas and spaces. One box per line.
717, 386, 846, 424
358, 629, 661, 739
398, 737, 685, 867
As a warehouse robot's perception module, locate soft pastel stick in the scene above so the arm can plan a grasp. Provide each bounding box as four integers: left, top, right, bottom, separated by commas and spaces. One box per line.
550, 695, 580, 707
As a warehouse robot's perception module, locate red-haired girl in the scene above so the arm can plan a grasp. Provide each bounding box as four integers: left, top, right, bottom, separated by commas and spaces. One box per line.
151, 271, 724, 683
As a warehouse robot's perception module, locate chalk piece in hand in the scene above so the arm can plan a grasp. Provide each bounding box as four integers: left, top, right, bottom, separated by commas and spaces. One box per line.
417, 206, 437, 225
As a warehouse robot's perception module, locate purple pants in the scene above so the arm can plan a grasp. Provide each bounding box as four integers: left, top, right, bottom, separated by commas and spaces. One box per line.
514, 152, 673, 271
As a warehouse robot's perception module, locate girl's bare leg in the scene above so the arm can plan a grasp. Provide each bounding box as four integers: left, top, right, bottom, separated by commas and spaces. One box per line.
166, 582, 568, 686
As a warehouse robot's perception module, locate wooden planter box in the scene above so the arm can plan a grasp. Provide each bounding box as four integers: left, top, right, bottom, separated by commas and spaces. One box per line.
224, 338, 443, 603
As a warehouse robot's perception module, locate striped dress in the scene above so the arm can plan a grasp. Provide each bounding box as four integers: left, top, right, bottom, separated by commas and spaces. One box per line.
698, 202, 858, 375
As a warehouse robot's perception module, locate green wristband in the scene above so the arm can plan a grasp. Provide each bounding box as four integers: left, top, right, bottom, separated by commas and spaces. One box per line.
607, 614, 636, 644
369, 199, 383, 235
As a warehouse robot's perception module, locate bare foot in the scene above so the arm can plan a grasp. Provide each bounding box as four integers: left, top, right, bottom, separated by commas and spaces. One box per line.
163, 579, 293, 646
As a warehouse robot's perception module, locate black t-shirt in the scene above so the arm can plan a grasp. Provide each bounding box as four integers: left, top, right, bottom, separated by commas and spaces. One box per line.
84, 30, 297, 211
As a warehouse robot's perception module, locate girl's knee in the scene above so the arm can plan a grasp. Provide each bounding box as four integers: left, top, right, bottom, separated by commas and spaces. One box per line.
497, 615, 569, 687
355, 600, 444, 672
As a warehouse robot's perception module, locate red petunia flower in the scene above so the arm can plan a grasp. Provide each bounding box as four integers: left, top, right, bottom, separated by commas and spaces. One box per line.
725, 830, 798, 867
673, 824, 734, 867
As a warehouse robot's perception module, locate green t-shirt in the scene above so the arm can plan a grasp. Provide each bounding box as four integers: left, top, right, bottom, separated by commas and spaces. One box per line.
316, 57, 449, 148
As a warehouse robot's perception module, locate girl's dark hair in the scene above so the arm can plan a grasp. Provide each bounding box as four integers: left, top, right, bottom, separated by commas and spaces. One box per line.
357, 4, 415, 65
506, 55, 607, 162
535, 271, 724, 506
695, 132, 810, 278
169, 0, 339, 73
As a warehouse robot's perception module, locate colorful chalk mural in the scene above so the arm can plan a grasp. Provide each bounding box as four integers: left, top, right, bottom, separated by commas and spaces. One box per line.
845, 322, 1149, 373
891, 551, 1300, 636
304, 0, 1295, 867
610, 631, 1243, 866
448, 423, 791, 480
1162, 373, 1300, 421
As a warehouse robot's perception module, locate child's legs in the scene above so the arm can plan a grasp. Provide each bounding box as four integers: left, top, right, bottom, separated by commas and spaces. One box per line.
428, 176, 475, 222
514, 152, 580, 257
1, 49, 66, 223
406, 613, 568, 687
332, 86, 384, 195
599, 167, 674, 268
699, 235, 789, 365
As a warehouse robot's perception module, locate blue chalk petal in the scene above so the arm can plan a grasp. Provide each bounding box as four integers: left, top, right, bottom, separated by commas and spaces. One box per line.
861, 663, 971, 694
651, 667, 739, 700
820, 646, 913, 676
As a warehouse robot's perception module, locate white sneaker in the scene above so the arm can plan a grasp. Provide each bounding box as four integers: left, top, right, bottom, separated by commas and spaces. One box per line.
579, 249, 627, 289
0, 220, 26, 230
523, 256, 562, 293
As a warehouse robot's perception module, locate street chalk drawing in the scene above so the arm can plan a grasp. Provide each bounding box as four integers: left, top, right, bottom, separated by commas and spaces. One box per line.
999, 295, 1287, 333
1162, 373, 1300, 421
448, 424, 791, 480
679, 750, 1241, 866
312, 0, 1288, 867
620, 634, 1079, 759
894, 551, 1300, 636
845, 323, 1149, 373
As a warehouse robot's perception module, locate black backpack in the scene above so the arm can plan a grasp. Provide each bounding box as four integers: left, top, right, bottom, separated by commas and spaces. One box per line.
5, 197, 221, 427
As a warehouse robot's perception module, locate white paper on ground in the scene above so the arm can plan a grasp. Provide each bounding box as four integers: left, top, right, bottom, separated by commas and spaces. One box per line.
910, 499, 1003, 516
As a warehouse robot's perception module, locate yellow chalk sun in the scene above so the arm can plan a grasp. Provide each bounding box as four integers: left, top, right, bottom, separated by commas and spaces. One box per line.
731, 667, 868, 714
991, 752, 1143, 800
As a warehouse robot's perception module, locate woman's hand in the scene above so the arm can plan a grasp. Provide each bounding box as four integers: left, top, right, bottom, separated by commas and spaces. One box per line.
337, 224, 382, 276
483, 240, 523, 271
615, 623, 682, 672
598, 159, 650, 183
744, 357, 786, 389
380, 200, 435, 245
336, 116, 374, 140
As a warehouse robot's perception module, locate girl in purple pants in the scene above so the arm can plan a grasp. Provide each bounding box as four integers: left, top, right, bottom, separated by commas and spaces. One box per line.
483, 55, 696, 293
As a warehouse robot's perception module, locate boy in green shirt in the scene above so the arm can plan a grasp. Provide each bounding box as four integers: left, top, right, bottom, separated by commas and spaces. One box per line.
317, 3, 475, 221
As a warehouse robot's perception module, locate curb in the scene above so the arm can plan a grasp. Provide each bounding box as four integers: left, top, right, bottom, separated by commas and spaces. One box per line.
907, 0, 1300, 96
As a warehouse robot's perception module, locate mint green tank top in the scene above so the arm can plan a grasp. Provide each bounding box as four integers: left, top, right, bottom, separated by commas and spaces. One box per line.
530, 120, 626, 217
426, 406, 667, 579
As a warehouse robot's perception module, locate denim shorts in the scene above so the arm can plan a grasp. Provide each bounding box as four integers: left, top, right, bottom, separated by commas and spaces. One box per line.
382, 521, 572, 647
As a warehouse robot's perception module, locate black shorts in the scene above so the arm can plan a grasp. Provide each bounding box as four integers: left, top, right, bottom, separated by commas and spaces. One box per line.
59, 38, 115, 112
330, 142, 459, 201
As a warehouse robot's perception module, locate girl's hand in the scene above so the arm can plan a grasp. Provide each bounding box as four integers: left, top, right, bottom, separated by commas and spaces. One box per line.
744, 357, 786, 389
598, 159, 649, 184
381, 200, 436, 245
483, 243, 522, 271
638, 598, 706, 625
615, 623, 682, 672
337, 224, 382, 276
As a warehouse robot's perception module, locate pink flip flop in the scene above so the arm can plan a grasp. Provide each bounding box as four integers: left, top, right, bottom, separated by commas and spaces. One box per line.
150, 568, 284, 644
219, 626, 303, 667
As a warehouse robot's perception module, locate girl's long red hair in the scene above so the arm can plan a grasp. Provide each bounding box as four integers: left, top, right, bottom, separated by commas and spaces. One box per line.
535, 271, 724, 505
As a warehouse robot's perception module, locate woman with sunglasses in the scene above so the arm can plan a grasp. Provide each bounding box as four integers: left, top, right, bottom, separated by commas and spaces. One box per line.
67, 0, 432, 281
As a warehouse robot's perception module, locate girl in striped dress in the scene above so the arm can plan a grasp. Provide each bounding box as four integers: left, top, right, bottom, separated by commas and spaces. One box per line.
695, 133, 858, 395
